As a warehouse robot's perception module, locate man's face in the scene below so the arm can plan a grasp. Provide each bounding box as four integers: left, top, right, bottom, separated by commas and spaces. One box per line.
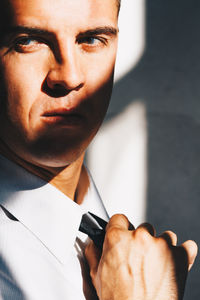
0, 0, 118, 167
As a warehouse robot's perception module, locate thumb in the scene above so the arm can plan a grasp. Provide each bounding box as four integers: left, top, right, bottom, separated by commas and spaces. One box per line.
85, 241, 101, 275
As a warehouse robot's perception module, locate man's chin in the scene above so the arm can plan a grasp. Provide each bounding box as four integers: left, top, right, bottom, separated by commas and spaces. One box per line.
26, 147, 85, 168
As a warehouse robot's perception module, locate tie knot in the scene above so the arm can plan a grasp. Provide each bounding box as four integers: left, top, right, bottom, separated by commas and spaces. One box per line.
79, 212, 107, 250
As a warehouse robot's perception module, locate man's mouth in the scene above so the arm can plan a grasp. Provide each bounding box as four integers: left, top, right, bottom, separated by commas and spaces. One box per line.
42, 108, 85, 126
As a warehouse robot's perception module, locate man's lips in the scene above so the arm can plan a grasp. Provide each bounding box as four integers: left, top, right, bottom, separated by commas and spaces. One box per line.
42, 107, 82, 116
42, 108, 85, 126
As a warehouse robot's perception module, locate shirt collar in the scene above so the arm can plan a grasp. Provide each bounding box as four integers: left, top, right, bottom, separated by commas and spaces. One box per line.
80, 168, 109, 221
0, 155, 106, 265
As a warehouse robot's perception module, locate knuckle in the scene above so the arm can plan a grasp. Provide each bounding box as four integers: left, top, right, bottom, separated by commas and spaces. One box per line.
137, 222, 155, 236
105, 227, 125, 246
167, 230, 177, 242
134, 227, 152, 244
109, 214, 129, 223
166, 230, 175, 235
156, 236, 171, 251
164, 230, 176, 237
159, 230, 177, 246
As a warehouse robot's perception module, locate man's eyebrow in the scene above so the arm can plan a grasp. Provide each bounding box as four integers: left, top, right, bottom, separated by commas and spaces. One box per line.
6, 26, 52, 37
6, 26, 118, 37
77, 26, 118, 38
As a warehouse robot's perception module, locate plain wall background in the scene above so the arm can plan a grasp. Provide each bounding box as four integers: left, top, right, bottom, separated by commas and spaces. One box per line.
87, 1, 200, 299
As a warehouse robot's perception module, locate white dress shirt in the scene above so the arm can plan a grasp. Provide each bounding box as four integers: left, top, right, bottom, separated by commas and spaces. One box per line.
0, 155, 109, 300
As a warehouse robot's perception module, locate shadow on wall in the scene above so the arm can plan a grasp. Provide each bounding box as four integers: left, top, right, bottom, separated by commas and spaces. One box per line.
88, 1, 200, 299
113, 1, 200, 299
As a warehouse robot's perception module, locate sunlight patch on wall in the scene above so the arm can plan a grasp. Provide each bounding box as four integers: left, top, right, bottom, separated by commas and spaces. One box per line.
114, 0, 146, 82
88, 102, 147, 226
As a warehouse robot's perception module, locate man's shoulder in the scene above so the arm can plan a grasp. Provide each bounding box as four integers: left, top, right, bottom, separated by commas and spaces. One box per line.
0, 206, 43, 256
0, 206, 71, 300
0, 206, 28, 250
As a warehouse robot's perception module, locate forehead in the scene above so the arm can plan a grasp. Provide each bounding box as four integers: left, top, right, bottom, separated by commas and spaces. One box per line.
1, 0, 118, 31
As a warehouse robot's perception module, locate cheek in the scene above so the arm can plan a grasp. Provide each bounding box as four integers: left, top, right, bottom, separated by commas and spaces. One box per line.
87, 50, 116, 92
86, 53, 116, 112
0, 54, 46, 127
83, 58, 115, 123
84, 72, 114, 138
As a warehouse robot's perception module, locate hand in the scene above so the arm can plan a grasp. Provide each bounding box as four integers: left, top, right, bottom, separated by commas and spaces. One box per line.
85, 214, 198, 300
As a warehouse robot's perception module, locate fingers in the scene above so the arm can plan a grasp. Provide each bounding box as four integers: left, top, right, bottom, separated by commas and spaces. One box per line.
85, 241, 101, 274
104, 214, 135, 249
106, 214, 135, 231
99, 214, 198, 274
158, 233, 198, 272
137, 222, 156, 236
106, 216, 157, 241
159, 230, 177, 246
181, 240, 198, 271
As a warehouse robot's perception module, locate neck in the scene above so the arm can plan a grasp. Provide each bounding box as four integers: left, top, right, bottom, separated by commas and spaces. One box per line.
0, 140, 89, 202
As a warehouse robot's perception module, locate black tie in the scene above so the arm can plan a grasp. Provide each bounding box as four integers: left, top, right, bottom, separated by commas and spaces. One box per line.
79, 212, 108, 250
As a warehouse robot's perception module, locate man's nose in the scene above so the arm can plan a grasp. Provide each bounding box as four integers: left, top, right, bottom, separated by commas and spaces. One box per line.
46, 44, 84, 92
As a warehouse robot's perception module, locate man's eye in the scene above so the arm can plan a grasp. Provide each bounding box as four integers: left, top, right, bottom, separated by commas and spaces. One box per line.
18, 38, 36, 45
81, 37, 99, 45
78, 36, 107, 46
13, 37, 46, 52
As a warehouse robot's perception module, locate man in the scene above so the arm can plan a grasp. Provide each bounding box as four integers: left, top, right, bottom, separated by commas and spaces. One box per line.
0, 0, 197, 299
